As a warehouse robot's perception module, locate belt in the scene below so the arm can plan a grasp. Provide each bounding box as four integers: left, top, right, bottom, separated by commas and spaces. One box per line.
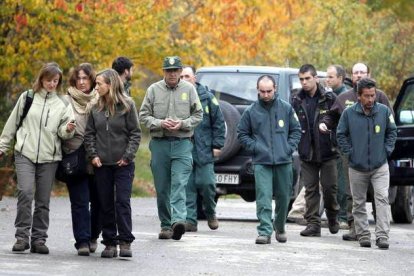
153, 136, 191, 141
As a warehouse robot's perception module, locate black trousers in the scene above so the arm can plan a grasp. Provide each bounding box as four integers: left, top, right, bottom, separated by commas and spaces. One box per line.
94, 163, 135, 246
301, 159, 339, 226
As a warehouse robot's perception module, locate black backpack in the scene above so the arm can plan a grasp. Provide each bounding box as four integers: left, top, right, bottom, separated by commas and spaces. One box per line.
16, 90, 34, 131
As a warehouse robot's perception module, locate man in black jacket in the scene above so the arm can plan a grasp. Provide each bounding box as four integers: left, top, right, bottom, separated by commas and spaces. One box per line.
291, 64, 340, 237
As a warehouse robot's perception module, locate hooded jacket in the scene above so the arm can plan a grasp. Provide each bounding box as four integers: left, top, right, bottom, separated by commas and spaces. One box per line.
0, 89, 75, 163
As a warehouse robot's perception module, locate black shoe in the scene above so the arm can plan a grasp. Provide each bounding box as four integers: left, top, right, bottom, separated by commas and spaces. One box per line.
207, 215, 219, 230
376, 237, 389, 250
77, 243, 90, 256
12, 240, 30, 252
89, 239, 98, 253
275, 231, 287, 243
30, 241, 49, 254
359, 236, 371, 248
300, 225, 321, 237
101, 245, 117, 258
328, 219, 340, 234
172, 222, 186, 240
119, 241, 132, 257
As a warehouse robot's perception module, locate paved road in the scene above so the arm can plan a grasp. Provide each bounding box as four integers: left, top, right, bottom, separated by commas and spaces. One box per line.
0, 197, 413, 276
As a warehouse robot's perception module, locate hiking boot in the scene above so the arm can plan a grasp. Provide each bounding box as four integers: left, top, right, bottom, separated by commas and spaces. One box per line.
158, 229, 173, 240
77, 243, 90, 256
359, 236, 371, 248
376, 237, 389, 250
255, 235, 271, 244
12, 239, 30, 252
342, 222, 357, 241
172, 222, 186, 240
275, 231, 287, 243
119, 241, 132, 257
101, 245, 117, 258
30, 240, 49, 254
300, 225, 321, 237
328, 219, 340, 234
207, 215, 219, 230
185, 223, 198, 232
89, 239, 98, 253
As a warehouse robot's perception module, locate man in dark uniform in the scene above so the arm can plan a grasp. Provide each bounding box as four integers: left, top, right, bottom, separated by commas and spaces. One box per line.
291, 64, 340, 237
139, 56, 203, 241
180, 66, 225, 232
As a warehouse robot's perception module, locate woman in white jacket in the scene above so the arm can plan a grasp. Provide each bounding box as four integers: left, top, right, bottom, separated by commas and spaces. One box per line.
0, 62, 76, 254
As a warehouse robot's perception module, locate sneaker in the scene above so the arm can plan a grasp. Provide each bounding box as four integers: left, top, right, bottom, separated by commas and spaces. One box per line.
30, 240, 49, 254
89, 239, 98, 253
275, 231, 287, 243
119, 241, 132, 257
172, 222, 186, 240
12, 239, 30, 252
342, 223, 357, 241
359, 236, 371, 248
300, 225, 321, 237
77, 243, 90, 256
101, 245, 117, 258
207, 215, 219, 230
185, 223, 198, 232
339, 221, 349, 230
376, 237, 389, 250
158, 229, 173, 240
255, 235, 271, 244
328, 219, 340, 234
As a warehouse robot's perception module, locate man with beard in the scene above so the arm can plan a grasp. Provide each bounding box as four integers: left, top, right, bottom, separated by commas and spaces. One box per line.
336, 78, 396, 249
112, 56, 134, 96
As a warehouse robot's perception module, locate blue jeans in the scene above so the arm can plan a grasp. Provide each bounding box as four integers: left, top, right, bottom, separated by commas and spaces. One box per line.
94, 163, 135, 246
66, 174, 101, 249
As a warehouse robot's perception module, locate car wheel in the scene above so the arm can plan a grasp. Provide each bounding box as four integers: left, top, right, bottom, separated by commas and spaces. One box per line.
215, 101, 241, 163
391, 186, 414, 223
240, 191, 255, 202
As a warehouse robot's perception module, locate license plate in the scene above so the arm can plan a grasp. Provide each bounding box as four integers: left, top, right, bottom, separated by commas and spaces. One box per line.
215, 174, 239, 185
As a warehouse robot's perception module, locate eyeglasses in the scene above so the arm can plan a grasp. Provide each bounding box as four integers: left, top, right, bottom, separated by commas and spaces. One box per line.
180, 75, 191, 79
352, 71, 368, 75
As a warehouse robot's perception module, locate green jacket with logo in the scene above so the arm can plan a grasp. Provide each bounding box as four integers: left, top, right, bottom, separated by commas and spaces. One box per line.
0, 89, 75, 163
336, 102, 397, 172
237, 95, 301, 165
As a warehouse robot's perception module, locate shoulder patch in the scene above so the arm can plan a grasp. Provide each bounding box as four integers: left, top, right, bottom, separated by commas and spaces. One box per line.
389, 114, 395, 124
211, 96, 219, 106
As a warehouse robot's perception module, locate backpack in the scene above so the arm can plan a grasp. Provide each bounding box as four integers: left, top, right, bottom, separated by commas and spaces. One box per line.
16, 90, 34, 131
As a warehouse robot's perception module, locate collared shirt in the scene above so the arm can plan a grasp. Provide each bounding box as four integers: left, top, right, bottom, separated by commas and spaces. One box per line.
139, 79, 203, 138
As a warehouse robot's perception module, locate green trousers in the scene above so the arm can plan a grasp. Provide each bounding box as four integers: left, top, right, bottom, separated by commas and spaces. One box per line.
150, 139, 193, 229
254, 163, 292, 236
186, 162, 216, 225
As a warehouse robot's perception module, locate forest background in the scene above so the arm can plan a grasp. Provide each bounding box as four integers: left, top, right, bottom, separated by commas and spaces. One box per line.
1, 0, 414, 196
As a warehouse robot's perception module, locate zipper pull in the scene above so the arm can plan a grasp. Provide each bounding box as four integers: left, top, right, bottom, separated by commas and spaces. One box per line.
105, 110, 109, 131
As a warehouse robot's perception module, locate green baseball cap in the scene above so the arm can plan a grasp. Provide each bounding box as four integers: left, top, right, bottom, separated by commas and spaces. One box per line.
162, 56, 182, 69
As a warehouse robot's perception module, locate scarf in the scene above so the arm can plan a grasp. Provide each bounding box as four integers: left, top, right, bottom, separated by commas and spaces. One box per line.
67, 87, 97, 114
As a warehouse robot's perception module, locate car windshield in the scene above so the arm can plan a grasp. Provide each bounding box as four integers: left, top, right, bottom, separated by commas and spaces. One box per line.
396, 83, 414, 125
197, 72, 280, 102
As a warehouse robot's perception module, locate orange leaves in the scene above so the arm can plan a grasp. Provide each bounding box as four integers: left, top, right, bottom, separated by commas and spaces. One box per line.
54, 0, 68, 11
14, 13, 28, 32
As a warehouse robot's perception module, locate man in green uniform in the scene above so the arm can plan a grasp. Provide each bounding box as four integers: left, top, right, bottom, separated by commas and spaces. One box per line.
238, 75, 301, 244
139, 56, 203, 240
180, 66, 225, 232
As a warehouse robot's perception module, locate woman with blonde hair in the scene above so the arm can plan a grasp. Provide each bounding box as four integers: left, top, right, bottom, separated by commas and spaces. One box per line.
84, 68, 141, 258
0, 62, 76, 254
62, 63, 101, 256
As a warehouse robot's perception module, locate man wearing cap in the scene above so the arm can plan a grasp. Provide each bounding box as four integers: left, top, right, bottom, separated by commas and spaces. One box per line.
139, 56, 203, 241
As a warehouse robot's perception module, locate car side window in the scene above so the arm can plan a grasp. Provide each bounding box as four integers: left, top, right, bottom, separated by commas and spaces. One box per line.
396, 83, 414, 125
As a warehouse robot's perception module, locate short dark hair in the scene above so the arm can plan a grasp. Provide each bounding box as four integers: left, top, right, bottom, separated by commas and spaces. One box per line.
357, 78, 376, 95
299, 64, 317, 77
68, 63, 95, 90
111, 56, 133, 75
332, 64, 346, 82
257, 75, 276, 88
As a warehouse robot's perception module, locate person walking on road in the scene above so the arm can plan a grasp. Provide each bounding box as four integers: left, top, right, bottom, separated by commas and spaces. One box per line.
180, 66, 225, 232
238, 75, 301, 244
291, 64, 340, 237
139, 56, 203, 241
0, 62, 76, 254
62, 63, 101, 256
84, 69, 141, 258
336, 78, 397, 249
